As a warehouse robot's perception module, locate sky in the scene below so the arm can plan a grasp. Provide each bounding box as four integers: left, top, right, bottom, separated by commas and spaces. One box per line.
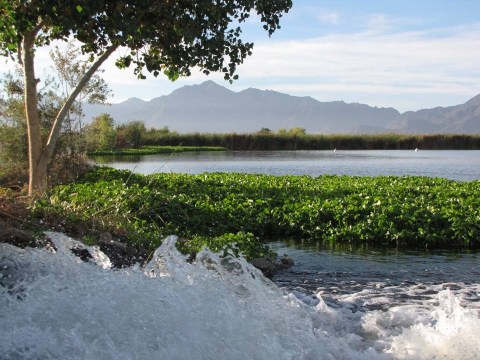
3, 0, 480, 112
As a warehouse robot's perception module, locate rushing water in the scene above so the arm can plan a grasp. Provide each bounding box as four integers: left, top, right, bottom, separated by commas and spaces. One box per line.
92, 150, 480, 181
2, 233, 480, 359
271, 241, 480, 311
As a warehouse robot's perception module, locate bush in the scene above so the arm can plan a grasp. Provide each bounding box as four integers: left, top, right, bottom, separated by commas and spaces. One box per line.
0, 124, 28, 187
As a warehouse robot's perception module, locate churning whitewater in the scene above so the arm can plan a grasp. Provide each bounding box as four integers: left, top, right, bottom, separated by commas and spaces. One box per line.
1, 232, 480, 359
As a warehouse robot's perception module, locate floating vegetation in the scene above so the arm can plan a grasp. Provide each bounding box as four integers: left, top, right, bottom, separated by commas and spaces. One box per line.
34, 167, 480, 258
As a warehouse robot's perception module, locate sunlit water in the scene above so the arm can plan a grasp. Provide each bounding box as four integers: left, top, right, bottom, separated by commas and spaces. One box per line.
92, 150, 480, 181
2, 233, 480, 359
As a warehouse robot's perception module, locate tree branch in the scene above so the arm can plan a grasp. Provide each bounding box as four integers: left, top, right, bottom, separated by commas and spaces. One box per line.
44, 44, 119, 159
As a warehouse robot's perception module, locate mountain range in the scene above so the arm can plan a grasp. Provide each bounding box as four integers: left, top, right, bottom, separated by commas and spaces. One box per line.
83, 80, 480, 134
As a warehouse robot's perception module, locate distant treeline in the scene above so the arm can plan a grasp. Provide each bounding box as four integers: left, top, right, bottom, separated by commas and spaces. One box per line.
143, 131, 480, 150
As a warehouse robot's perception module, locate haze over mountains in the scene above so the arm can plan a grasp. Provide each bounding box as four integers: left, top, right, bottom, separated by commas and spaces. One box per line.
83, 81, 480, 134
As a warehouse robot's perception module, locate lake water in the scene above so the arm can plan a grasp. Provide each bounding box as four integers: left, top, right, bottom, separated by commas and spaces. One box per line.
93, 150, 480, 181
2, 151, 478, 358
93, 149, 480, 358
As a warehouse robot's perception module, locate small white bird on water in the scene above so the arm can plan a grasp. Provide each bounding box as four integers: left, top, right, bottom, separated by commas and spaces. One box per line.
415, 148, 419, 152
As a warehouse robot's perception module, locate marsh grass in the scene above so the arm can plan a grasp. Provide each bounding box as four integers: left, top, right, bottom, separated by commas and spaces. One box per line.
143, 132, 480, 150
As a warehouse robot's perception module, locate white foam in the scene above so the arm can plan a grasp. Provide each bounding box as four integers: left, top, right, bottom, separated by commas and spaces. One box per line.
1, 233, 479, 359
386, 290, 480, 359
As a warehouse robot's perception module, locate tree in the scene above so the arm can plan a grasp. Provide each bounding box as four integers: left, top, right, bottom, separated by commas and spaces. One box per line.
257, 128, 272, 134
85, 114, 116, 151
49, 41, 112, 133
0, 0, 292, 197
0, 45, 111, 186
0, 69, 60, 184
288, 127, 307, 136
0, 73, 28, 184
277, 127, 307, 136
116, 121, 146, 149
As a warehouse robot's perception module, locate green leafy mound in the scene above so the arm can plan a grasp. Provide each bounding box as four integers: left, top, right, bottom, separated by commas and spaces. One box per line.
37, 167, 480, 258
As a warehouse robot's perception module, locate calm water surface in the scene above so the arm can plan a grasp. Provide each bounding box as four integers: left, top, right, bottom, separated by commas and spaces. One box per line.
93, 150, 480, 181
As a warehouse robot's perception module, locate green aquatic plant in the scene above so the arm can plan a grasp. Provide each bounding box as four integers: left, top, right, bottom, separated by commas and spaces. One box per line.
38, 167, 480, 257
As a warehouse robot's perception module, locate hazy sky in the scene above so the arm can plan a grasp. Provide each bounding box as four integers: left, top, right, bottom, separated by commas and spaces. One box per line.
3, 0, 480, 112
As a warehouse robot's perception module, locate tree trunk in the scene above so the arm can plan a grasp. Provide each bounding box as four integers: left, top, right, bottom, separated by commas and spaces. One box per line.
20, 26, 118, 197
21, 28, 45, 197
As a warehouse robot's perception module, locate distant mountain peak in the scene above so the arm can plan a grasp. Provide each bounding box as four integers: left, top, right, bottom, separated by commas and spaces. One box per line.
464, 93, 480, 106
170, 80, 234, 98
122, 97, 146, 104
190, 80, 232, 92
82, 82, 480, 134
199, 80, 222, 87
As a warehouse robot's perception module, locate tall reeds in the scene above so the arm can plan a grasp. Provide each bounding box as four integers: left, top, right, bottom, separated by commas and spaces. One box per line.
143, 131, 480, 150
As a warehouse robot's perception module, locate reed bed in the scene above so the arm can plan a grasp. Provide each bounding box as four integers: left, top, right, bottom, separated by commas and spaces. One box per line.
143, 132, 480, 150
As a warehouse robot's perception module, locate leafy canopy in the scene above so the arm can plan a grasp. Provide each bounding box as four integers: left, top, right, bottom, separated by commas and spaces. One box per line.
0, 0, 293, 81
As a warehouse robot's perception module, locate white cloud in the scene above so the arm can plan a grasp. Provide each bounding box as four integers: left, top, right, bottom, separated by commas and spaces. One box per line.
99, 22, 480, 110
366, 13, 389, 32
316, 10, 340, 25
2, 20, 479, 112
228, 23, 480, 110
362, 12, 429, 34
